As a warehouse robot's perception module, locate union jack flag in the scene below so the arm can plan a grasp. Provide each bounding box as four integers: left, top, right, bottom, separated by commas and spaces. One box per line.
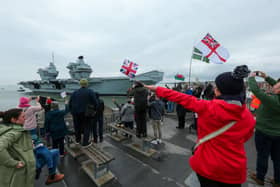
120, 59, 139, 78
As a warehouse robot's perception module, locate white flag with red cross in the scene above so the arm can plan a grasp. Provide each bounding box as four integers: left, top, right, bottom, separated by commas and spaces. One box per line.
120, 59, 139, 78
195, 33, 230, 64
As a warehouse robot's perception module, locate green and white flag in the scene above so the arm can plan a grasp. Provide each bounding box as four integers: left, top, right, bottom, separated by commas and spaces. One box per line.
192, 47, 210, 63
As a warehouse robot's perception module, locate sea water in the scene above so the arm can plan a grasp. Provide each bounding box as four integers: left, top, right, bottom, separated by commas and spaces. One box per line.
0, 85, 127, 111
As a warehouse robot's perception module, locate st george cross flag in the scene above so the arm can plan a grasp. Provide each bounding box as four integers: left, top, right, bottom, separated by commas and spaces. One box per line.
120, 59, 139, 78
195, 33, 230, 64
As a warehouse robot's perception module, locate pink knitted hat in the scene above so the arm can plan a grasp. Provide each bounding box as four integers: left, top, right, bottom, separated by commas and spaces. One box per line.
18, 97, 31, 108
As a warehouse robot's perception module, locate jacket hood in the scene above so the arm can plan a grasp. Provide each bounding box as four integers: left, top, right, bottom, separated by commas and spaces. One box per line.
212, 99, 246, 122
0, 124, 12, 135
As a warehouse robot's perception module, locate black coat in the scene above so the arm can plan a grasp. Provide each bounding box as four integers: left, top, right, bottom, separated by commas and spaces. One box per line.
69, 87, 97, 114
45, 105, 69, 140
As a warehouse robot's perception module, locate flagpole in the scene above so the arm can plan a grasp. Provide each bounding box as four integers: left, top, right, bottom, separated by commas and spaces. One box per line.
188, 47, 194, 86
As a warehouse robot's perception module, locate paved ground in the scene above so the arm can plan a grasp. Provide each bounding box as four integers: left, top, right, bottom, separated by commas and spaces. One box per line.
35, 112, 274, 187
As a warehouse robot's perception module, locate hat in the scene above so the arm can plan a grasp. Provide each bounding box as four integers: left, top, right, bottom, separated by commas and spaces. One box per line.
80, 79, 88, 87
18, 97, 31, 108
215, 65, 250, 95
215, 72, 244, 95
50, 101, 59, 110
46, 98, 52, 105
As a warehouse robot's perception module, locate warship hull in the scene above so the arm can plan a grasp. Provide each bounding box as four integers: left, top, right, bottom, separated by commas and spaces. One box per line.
19, 71, 164, 96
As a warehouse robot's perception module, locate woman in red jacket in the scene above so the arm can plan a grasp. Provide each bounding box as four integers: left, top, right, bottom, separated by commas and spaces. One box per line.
145, 65, 255, 187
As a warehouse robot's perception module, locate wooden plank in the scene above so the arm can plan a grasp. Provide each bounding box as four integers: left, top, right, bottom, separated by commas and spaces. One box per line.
65, 144, 83, 158
125, 143, 157, 157
108, 123, 135, 136
107, 134, 128, 142
82, 146, 114, 166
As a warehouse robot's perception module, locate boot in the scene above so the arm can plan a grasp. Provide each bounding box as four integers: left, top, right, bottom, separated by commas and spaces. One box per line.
250, 172, 264, 185
45, 173, 65, 185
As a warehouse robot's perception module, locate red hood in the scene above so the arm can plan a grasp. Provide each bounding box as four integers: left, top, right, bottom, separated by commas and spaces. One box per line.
211, 99, 246, 122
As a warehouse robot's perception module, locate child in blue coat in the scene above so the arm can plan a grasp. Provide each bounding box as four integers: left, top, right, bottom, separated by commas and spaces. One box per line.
45, 101, 69, 157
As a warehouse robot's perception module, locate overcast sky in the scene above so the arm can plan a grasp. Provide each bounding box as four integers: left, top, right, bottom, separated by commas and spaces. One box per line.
0, 0, 279, 85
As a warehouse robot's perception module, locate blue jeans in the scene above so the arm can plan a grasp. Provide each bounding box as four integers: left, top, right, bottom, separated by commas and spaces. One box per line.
35, 147, 59, 175
255, 130, 280, 184
167, 101, 174, 113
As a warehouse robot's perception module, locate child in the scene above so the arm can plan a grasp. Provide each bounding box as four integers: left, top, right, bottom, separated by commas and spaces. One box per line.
148, 95, 165, 144
45, 101, 69, 157
120, 98, 135, 130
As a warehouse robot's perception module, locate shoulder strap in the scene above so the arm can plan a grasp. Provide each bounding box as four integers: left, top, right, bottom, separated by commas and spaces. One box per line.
193, 121, 236, 151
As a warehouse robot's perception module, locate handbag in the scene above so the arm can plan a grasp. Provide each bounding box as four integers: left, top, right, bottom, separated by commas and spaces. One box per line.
85, 104, 96, 118
192, 121, 236, 154
84, 92, 97, 118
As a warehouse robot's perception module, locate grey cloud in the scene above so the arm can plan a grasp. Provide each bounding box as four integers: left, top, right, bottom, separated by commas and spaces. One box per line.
0, 0, 279, 85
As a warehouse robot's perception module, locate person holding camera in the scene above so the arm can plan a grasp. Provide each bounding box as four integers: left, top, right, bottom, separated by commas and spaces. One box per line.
144, 65, 255, 187
18, 96, 42, 130
248, 71, 280, 187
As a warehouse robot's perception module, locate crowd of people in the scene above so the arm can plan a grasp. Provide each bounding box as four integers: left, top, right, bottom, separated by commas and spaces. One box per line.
0, 65, 280, 187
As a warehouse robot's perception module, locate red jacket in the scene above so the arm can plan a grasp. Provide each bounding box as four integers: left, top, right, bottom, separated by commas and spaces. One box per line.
156, 87, 255, 184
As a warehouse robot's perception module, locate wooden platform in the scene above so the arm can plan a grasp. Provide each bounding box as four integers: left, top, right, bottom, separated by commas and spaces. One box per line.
65, 135, 115, 186
108, 123, 157, 157
82, 160, 115, 187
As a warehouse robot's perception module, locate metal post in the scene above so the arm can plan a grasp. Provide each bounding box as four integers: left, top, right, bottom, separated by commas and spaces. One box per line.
188, 47, 194, 86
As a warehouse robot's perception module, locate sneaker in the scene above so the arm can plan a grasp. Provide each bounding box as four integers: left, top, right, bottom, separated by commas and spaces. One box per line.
250, 172, 264, 185
82, 142, 92, 148
157, 139, 162, 144
151, 140, 158, 145
45, 174, 64, 185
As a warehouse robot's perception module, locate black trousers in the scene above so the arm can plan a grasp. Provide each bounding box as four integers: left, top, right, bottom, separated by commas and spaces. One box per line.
135, 110, 147, 135
72, 113, 91, 146
177, 113, 186, 128
255, 130, 280, 184
52, 137, 65, 155
197, 174, 241, 187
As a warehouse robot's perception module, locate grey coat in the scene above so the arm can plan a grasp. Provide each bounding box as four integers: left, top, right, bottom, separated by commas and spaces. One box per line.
120, 103, 135, 122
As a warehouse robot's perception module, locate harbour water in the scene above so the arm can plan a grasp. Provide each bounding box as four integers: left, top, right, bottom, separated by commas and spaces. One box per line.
0, 85, 127, 111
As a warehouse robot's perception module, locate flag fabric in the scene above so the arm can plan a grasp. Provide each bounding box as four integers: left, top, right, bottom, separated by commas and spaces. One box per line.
192, 48, 210, 63
120, 59, 139, 78
60, 91, 67, 98
174, 74, 185, 81
195, 33, 230, 64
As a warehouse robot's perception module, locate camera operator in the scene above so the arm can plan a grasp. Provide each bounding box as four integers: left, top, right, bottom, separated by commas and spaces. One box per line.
248, 71, 280, 186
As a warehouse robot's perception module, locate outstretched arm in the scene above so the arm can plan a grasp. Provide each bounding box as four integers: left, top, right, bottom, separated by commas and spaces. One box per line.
145, 85, 209, 114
